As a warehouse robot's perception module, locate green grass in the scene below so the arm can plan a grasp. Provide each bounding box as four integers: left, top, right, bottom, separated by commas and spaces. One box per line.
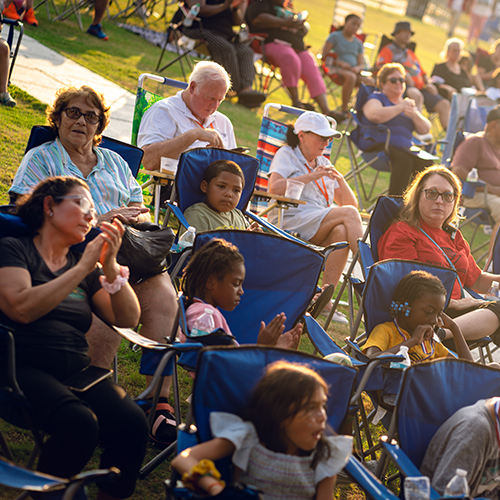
0, 1, 494, 498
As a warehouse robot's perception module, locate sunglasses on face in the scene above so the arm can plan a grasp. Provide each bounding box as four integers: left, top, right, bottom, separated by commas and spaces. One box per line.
305, 131, 333, 143
55, 194, 97, 219
422, 188, 456, 203
64, 107, 101, 125
388, 77, 405, 84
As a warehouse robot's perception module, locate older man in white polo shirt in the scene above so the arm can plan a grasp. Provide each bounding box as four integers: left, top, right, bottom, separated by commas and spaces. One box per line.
138, 61, 237, 171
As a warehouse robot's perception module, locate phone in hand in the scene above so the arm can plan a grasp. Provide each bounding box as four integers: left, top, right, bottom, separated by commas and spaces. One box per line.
64, 365, 113, 392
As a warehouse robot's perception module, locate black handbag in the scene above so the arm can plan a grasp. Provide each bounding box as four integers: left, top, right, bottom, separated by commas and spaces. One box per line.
117, 222, 175, 282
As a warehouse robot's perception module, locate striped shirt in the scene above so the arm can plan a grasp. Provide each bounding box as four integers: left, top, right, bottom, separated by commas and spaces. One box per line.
10, 138, 143, 216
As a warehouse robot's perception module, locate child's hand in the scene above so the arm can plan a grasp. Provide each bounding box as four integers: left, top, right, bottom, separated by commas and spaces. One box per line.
276, 322, 302, 349
410, 324, 434, 345
438, 312, 459, 333
248, 222, 263, 232
257, 313, 286, 346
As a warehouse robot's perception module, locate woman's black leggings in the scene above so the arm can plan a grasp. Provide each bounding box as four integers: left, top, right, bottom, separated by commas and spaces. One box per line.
388, 146, 434, 196
13, 348, 148, 499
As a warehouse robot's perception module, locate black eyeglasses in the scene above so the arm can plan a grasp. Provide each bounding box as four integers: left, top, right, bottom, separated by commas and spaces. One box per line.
64, 107, 101, 125
422, 189, 456, 203
388, 77, 405, 84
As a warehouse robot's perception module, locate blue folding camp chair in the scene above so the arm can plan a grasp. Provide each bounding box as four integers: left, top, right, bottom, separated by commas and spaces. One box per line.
0, 456, 119, 500
165, 345, 401, 500
378, 358, 500, 497
24, 125, 144, 178
463, 95, 496, 134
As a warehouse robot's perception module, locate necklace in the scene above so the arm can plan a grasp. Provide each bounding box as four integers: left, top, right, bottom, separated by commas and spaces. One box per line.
393, 317, 435, 361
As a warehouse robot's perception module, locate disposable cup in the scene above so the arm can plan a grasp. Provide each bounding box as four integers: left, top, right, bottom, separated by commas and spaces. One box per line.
285, 179, 305, 199
160, 157, 178, 174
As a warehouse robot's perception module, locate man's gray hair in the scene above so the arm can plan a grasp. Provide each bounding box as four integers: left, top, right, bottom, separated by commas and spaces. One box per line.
189, 61, 232, 91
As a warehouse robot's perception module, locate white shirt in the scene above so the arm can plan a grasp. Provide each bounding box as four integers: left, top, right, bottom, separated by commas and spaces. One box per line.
137, 91, 237, 161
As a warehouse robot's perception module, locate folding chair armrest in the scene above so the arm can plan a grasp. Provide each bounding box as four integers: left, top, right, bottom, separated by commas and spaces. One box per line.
70, 466, 121, 487
344, 455, 400, 500
462, 179, 486, 199
465, 287, 483, 300
243, 210, 305, 244
380, 439, 441, 500
322, 241, 349, 260
166, 203, 190, 230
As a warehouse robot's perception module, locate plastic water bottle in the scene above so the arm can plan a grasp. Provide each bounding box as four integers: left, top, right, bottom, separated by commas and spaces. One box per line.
486, 280, 500, 301
466, 167, 478, 183
444, 468, 469, 498
177, 226, 196, 252
183, 3, 200, 27
404, 476, 431, 500
389, 345, 411, 369
190, 308, 215, 337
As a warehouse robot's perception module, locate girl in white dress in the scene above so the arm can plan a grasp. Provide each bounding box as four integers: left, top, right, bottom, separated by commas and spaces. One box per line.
171, 361, 352, 499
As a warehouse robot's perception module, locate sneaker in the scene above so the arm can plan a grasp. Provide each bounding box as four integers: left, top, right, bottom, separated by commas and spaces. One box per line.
332, 311, 348, 324
2, 2, 20, 20
22, 7, 38, 25
138, 397, 177, 446
0, 91, 16, 107
87, 23, 109, 40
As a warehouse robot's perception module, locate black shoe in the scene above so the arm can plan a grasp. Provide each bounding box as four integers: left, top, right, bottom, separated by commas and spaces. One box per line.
139, 397, 177, 446
238, 90, 266, 108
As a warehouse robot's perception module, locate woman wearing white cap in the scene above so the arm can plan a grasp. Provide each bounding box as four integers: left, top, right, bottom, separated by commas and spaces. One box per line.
268, 111, 363, 320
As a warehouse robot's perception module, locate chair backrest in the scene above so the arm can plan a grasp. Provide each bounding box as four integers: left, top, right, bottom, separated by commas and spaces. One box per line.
193, 229, 324, 344
25, 125, 144, 178
131, 73, 188, 147
395, 358, 500, 469
175, 148, 259, 213
463, 96, 496, 134
368, 195, 403, 262
362, 259, 457, 336
491, 228, 500, 273
253, 103, 334, 211
331, 0, 366, 28
192, 346, 358, 443
374, 35, 416, 69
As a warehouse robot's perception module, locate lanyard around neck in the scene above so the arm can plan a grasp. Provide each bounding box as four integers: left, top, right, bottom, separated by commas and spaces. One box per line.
194, 119, 214, 130
304, 163, 329, 204
419, 227, 464, 298
393, 317, 435, 361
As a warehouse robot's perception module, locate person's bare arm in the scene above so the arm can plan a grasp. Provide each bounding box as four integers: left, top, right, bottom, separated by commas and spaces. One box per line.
472, 271, 500, 294
268, 166, 344, 196
321, 40, 334, 63
315, 475, 336, 500
332, 172, 358, 208
442, 313, 473, 361
249, 12, 303, 30
141, 129, 224, 171
362, 97, 405, 124
450, 165, 469, 181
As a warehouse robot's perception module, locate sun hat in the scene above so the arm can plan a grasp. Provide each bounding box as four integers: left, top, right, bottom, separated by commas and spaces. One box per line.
392, 21, 415, 36
293, 111, 342, 138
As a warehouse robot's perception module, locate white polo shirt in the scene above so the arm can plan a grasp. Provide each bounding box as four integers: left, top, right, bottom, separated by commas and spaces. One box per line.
137, 91, 237, 156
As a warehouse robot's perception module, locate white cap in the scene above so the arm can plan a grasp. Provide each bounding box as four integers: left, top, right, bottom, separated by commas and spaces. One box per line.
293, 111, 342, 138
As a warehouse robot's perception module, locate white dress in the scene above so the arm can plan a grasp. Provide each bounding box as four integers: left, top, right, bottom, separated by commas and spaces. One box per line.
267, 145, 338, 240
210, 412, 352, 500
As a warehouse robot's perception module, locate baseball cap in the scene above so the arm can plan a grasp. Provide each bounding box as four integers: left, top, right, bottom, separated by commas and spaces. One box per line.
293, 111, 342, 138
487, 105, 500, 123
392, 21, 415, 36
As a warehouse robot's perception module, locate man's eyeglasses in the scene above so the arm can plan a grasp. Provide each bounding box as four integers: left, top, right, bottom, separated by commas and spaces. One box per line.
55, 195, 97, 219
388, 77, 405, 84
422, 189, 456, 203
64, 107, 101, 125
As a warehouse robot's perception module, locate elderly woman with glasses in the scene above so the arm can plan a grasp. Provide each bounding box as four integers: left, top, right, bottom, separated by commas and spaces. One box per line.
9, 86, 181, 444
0, 176, 148, 499
378, 165, 500, 347
268, 111, 363, 320
360, 62, 434, 196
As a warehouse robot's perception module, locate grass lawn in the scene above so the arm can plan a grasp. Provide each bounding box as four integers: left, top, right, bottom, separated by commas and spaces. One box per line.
0, 1, 494, 498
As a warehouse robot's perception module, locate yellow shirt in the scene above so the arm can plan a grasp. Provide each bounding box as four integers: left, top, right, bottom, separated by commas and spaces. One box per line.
363, 321, 449, 364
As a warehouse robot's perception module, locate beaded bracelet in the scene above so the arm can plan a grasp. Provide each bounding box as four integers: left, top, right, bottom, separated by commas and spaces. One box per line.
182, 459, 225, 493
99, 266, 130, 294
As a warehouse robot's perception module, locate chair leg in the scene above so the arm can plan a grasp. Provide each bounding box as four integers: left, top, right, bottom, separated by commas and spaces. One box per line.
0, 429, 14, 461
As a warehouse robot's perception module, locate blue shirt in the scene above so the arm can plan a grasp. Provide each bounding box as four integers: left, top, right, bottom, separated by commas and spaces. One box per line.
326, 30, 363, 68
10, 138, 143, 216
